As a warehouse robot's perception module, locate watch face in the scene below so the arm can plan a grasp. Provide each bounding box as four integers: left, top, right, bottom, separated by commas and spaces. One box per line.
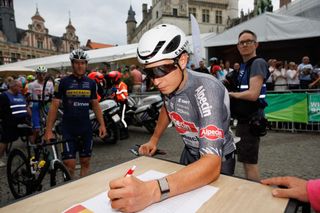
158, 177, 170, 192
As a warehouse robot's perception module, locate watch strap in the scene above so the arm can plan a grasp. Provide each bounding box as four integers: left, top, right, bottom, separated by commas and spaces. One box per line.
157, 177, 170, 201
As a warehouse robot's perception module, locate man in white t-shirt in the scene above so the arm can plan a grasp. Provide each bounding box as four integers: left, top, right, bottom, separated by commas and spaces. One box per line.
27, 66, 54, 143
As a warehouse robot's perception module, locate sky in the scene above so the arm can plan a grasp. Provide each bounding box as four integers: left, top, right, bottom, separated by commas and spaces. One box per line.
13, 0, 280, 46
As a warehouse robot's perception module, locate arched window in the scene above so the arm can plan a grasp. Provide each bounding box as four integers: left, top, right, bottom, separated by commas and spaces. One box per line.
70, 44, 74, 51
37, 40, 43, 49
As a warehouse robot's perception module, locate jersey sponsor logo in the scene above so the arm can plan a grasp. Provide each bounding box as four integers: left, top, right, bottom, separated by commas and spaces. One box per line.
66, 89, 91, 97
176, 103, 189, 110
169, 112, 198, 134
176, 108, 189, 116
195, 86, 212, 118
199, 125, 224, 140
178, 98, 190, 104
73, 102, 90, 107
82, 82, 90, 89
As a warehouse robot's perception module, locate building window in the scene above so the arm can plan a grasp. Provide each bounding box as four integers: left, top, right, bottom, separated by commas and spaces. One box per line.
189, 7, 196, 19
37, 40, 43, 49
216, 10, 222, 24
11, 53, 17, 62
70, 44, 74, 52
156, 11, 159, 19
202, 9, 210, 23
27, 55, 31, 59
173, 8, 178, 16
0, 51, 3, 65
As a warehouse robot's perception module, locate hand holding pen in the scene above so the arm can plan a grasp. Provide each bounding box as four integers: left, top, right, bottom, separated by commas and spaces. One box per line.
108, 165, 160, 212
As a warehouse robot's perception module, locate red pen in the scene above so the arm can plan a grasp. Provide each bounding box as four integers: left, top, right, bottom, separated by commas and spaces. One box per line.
124, 165, 136, 177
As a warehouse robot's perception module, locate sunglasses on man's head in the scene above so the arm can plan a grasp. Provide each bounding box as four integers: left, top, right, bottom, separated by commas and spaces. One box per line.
143, 63, 178, 79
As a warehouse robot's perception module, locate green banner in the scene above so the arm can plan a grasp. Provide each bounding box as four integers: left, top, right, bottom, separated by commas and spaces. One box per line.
265, 93, 308, 123
308, 94, 320, 122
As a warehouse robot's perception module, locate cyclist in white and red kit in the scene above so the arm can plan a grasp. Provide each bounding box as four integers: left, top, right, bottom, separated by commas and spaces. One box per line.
107, 24, 236, 213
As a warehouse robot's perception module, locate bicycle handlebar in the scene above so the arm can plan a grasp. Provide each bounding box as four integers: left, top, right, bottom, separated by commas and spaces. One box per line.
129, 144, 166, 156
39, 139, 67, 147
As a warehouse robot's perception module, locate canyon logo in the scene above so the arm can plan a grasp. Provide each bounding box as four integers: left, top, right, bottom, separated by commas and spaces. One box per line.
169, 112, 197, 134
199, 125, 224, 140
195, 86, 212, 118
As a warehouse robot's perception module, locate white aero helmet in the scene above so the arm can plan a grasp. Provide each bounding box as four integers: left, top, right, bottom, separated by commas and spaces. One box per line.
36, 65, 47, 73
137, 24, 189, 65
69, 49, 89, 61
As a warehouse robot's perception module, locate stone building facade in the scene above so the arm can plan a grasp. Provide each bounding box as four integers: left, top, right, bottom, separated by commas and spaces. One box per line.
0, 0, 80, 65
126, 0, 238, 44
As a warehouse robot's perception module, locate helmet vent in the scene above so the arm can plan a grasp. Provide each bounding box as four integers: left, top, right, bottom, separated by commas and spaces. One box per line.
163, 35, 181, 54
137, 41, 165, 60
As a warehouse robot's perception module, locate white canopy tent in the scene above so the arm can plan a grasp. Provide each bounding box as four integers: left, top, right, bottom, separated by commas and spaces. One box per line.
0, 43, 139, 70
0, 33, 214, 70
0, 66, 35, 77
203, 12, 320, 48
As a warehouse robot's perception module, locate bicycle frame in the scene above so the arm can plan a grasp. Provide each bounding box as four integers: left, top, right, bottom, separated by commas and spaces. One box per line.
25, 140, 68, 193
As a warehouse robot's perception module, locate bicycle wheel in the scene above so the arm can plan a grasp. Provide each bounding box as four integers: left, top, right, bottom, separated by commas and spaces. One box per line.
7, 149, 32, 199
50, 161, 71, 187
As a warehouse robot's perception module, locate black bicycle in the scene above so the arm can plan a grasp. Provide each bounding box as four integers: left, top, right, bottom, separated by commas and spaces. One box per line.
6, 138, 71, 199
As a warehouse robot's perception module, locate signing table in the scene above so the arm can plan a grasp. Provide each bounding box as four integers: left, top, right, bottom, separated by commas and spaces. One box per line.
1, 156, 291, 213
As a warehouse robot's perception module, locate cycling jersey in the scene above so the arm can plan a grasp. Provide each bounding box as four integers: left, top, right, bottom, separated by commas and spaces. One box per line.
54, 75, 97, 133
27, 80, 54, 103
164, 69, 235, 164
54, 75, 97, 160
27, 80, 54, 129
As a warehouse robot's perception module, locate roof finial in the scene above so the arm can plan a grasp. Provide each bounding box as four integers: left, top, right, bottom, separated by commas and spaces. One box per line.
36, 2, 40, 16
68, 10, 72, 25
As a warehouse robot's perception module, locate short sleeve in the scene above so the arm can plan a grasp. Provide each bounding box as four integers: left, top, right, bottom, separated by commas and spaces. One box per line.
27, 82, 32, 94
90, 81, 97, 100
195, 81, 227, 157
250, 58, 269, 80
53, 78, 64, 100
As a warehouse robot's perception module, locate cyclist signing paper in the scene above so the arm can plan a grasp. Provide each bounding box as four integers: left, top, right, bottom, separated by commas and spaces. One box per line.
108, 24, 235, 212
45, 49, 106, 178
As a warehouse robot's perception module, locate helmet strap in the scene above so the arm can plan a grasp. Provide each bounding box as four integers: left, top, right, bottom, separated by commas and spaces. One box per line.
165, 58, 185, 99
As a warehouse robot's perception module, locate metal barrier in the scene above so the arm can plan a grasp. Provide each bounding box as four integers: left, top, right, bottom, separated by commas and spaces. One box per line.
267, 89, 320, 133
269, 121, 320, 133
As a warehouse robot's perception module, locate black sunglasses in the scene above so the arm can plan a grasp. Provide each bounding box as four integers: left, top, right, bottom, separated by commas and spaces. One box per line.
143, 63, 178, 79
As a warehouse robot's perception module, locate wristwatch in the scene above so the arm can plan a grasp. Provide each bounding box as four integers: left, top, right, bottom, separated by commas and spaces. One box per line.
157, 177, 170, 201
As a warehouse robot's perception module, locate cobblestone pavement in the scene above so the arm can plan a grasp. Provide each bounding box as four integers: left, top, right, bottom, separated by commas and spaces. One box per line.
1, 127, 319, 209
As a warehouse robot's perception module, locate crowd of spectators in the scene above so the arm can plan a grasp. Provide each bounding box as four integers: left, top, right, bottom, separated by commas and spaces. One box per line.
190, 55, 320, 91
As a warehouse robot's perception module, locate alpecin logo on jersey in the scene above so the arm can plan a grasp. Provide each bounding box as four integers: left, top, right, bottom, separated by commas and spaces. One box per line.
199, 125, 224, 140
169, 112, 197, 134
195, 86, 212, 118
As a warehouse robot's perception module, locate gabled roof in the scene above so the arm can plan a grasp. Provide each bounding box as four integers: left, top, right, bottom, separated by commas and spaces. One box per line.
86, 39, 114, 49
203, 12, 320, 47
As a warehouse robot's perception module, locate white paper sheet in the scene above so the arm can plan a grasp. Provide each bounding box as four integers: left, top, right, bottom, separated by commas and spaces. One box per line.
63, 170, 219, 213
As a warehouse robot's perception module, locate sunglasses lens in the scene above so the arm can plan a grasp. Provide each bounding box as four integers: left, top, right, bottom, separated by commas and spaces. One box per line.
143, 64, 177, 79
